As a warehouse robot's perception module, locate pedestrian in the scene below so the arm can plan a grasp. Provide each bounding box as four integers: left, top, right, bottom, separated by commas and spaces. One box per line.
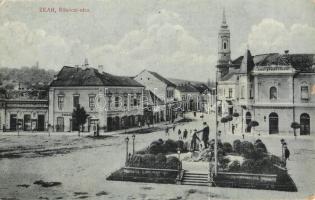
232, 124, 235, 134
178, 129, 182, 140
183, 129, 188, 140
173, 125, 176, 132
165, 126, 169, 136
202, 122, 209, 149
189, 129, 192, 137
194, 111, 196, 117
191, 129, 200, 151
284, 146, 290, 167
242, 134, 244, 139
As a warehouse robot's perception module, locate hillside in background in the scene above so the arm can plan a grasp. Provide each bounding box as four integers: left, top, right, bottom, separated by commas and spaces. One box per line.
0, 66, 56, 88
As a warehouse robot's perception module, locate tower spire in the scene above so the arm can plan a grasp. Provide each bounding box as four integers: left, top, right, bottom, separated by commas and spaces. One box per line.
222, 8, 226, 25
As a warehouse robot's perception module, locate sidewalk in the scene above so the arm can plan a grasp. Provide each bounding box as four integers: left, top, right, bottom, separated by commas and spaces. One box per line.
0, 118, 181, 137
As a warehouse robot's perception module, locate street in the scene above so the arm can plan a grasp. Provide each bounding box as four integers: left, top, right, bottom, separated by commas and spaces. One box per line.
0, 112, 314, 200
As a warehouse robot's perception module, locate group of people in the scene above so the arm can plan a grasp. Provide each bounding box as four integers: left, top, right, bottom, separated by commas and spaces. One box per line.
165, 122, 210, 152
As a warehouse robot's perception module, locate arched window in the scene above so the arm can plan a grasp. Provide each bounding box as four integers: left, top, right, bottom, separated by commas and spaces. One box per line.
270, 87, 277, 100
269, 112, 279, 134
245, 112, 251, 133
300, 113, 310, 135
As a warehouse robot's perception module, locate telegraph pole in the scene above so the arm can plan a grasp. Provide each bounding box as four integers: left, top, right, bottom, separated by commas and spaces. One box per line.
214, 70, 218, 176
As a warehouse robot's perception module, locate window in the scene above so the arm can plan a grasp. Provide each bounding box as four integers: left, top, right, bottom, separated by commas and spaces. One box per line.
301, 86, 309, 100
270, 87, 277, 100
73, 95, 80, 107
133, 98, 138, 106
223, 42, 227, 49
58, 96, 64, 110
89, 96, 95, 109
241, 86, 245, 99
115, 96, 120, 107
228, 88, 232, 98
123, 96, 128, 107
167, 90, 174, 98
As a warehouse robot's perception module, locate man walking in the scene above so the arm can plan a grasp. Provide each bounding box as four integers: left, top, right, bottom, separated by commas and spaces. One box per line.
183, 129, 188, 140
202, 122, 209, 149
178, 129, 182, 140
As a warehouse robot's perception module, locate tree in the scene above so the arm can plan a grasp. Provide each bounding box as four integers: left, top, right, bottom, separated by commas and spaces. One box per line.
290, 122, 300, 139
72, 104, 89, 136
248, 121, 259, 134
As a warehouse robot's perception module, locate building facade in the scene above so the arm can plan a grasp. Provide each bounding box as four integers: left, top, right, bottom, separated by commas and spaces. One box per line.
49, 65, 144, 132
0, 91, 49, 132
216, 11, 315, 135
134, 70, 177, 122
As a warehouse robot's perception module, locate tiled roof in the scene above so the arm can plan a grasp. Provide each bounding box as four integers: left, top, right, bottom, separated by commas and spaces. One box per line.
168, 78, 211, 93
176, 84, 199, 93
221, 52, 315, 81
50, 66, 143, 87
147, 71, 176, 87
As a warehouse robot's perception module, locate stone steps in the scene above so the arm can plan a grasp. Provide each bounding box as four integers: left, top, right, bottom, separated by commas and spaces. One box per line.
181, 171, 209, 186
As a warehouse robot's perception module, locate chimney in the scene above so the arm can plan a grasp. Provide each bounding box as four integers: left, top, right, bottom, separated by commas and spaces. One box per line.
98, 65, 104, 72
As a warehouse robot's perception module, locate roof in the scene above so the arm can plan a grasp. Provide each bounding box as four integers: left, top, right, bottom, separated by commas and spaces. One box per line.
50, 66, 144, 87
147, 71, 176, 87
176, 84, 199, 93
168, 78, 211, 93
221, 52, 315, 81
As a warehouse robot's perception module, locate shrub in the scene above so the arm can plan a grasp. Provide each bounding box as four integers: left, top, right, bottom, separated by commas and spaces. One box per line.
254, 141, 267, 153
233, 139, 241, 154
253, 157, 277, 174
176, 140, 184, 151
217, 139, 223, 149
166, 156, 180, 169
229, 160, 241, 172
127, 154, 143, 168
219, 157, 230, 169
142, 154, 156, 168
222, 142, 233, 153
240, 141, 255, 159
155, 153, 167, 169
163, 139, 178, 153
148, 143, 165, 154
136, 149, 148, 155
240, 159, 256, 173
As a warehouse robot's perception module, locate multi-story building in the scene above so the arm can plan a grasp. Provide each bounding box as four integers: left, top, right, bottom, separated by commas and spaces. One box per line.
134, 70, 177, 122
49, 65, 144, 132
216, 11, 315, 135
170, 78, 212, 113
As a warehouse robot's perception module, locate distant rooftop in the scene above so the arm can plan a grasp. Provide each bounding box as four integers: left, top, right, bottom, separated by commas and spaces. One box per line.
51, 66, 144, 87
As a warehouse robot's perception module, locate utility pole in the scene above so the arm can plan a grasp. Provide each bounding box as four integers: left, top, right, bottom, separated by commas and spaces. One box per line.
214, 70, 218, 176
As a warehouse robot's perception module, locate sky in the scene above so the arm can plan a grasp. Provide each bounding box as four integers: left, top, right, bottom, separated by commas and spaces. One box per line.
0, 0, 314, 81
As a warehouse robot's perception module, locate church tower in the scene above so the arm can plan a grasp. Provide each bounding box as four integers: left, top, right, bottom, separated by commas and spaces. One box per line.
218, 9, 231, 64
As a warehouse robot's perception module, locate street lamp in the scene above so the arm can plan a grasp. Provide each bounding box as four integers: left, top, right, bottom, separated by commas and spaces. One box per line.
132, 134, 135, 154
125, 137, 129, 165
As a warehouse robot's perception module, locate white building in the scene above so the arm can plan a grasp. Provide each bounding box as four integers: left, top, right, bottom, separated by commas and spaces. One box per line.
216, 11, 315, 135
